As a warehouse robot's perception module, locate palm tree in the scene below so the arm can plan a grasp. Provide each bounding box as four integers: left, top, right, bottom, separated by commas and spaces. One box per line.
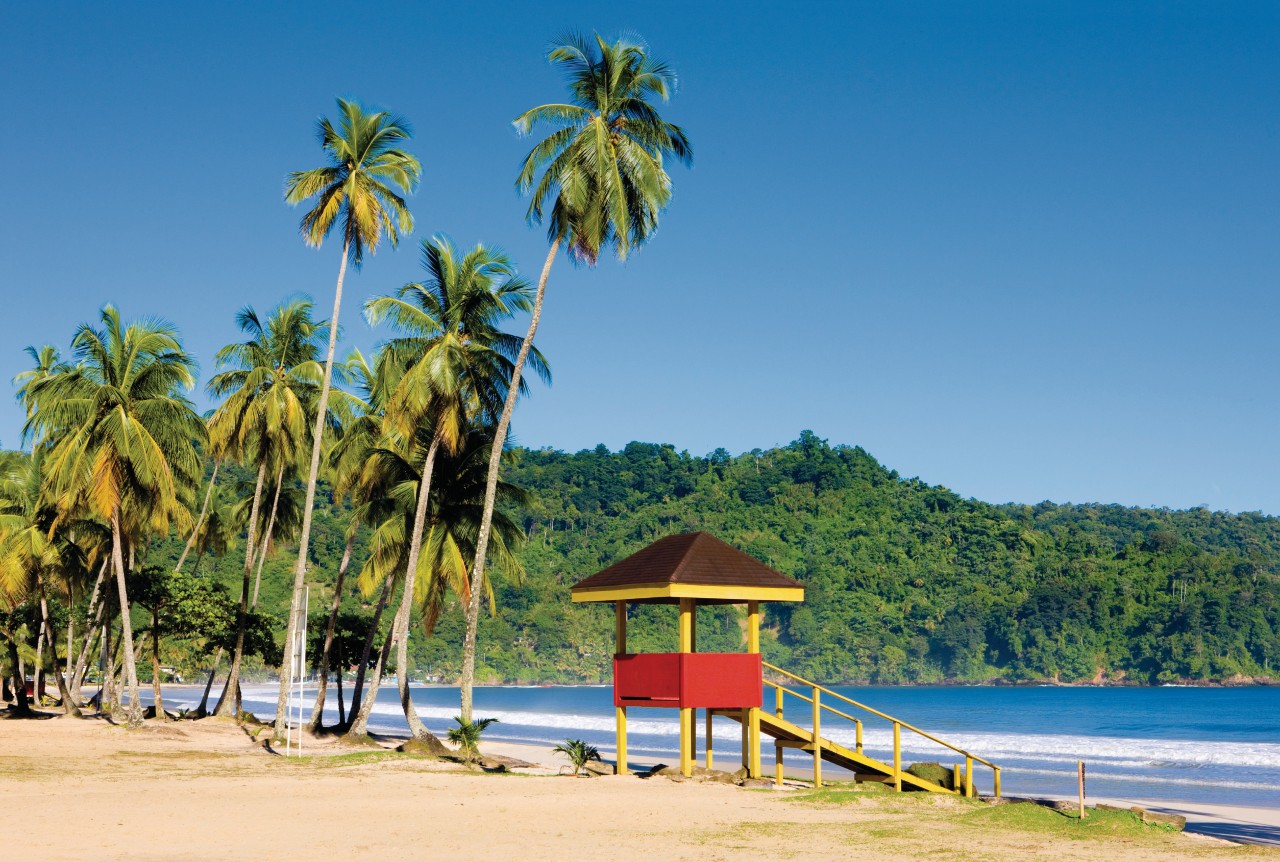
343, 423, 528, 741
207, 299, 325, 717
277, 98, 421, 740
446, 716, 498, 767
552, 738, 602, 775
364, 236, 544, 739
0, 452, 86, 716
25, 306, 204, 726
459, 33, 692, 720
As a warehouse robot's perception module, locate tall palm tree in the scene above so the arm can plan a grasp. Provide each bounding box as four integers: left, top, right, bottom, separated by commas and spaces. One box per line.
363, 235, 545, 740
25, 306, 204, 726
277, 98, 421, 740
459, 33, 692, 719
343, 426, 526, 739
207, 299, 325, 717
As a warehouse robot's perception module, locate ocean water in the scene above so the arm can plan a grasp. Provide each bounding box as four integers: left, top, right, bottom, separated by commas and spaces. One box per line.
175, 683, 1280, 807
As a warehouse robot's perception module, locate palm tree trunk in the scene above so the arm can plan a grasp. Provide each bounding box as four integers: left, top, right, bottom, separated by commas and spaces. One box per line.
346, 575, 391, 729
32, 618, 43, 708
251, 466, 285, 608
459, 237, 559, 721
277, 234, 351, 742
335, 641, 345, 726
99, 618, 113, 714
347, 621, 394, 739
175, 462, 219, 573
307, 522, 357, 731
150, 608, 165, 720
36, 572, 79, 717
5, 637, 32, 716
216, 460, 267, 718
197, 647, 223, 717
110, 509, 143, 726
396, 438, 445, 746
70, 560, 109, 706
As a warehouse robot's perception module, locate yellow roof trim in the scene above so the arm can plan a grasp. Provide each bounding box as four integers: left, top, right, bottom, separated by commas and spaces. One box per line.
570, 583, 805, 603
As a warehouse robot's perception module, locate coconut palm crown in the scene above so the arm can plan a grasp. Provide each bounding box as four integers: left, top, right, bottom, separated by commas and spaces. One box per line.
286, 98, 421, 266
514, 32, 693, 264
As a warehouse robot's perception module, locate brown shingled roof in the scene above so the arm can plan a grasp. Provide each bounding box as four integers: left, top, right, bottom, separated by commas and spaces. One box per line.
571, 532, 803, 601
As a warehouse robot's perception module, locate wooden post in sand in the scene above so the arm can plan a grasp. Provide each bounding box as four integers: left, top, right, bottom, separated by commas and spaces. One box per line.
1077, 760, 1086, 818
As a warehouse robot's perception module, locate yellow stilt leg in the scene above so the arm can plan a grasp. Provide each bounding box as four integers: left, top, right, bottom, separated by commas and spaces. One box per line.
615, 706, 628, 775
680, 707, 693, 777
705, 709, 713, 770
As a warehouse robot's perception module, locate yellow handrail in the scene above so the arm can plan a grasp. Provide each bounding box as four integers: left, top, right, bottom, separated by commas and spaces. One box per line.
763, 661, 997, 769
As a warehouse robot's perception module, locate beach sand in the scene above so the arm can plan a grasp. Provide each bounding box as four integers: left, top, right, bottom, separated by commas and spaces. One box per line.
1, 713, 1275, 862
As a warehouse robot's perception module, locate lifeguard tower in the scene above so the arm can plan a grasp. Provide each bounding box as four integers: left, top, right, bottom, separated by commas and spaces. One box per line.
572, 531, 1003, 795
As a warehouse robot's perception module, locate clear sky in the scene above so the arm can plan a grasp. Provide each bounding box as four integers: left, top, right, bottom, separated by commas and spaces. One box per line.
2, 1, 1277, 514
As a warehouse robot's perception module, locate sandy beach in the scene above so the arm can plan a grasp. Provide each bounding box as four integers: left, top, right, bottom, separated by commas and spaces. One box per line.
1, 713, 1276, 862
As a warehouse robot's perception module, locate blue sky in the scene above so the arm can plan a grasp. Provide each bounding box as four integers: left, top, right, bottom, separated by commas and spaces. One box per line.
2, 1, 1277, 513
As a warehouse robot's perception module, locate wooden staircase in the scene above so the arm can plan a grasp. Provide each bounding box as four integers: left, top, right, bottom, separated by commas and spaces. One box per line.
714, 662, 1001, 796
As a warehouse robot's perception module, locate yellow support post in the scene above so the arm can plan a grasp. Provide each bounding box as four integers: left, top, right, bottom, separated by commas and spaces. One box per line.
749, 707, 761, 778
615, 601, 628, 775
855, 719, 863, 754
965, 756, 974, 798
678, 707, 693, 776
994, 766, 1002, 799
746, 600, 761, 778
953, 763, 961, 794
705, 709, 713, 770
740, 706, 750, 772
616, 707, 628, 775
679, 599, 694, 777
893, 722, 902, 792
775, 742, 783, 787
812, 687, 822, 788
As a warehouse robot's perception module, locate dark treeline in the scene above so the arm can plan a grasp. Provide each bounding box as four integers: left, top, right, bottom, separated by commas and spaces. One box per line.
157, 430, 1278, 687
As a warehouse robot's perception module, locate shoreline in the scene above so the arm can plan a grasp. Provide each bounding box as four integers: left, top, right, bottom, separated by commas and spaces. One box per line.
2, 711, 1277, 859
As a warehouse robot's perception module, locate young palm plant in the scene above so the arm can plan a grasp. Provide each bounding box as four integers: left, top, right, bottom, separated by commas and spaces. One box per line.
24, 306, 204, 726
460, 33, 692, 720
447, 715, 498, 767
363, 235, 545, 739
552, 738, 602, 776
278, 98, 421, 740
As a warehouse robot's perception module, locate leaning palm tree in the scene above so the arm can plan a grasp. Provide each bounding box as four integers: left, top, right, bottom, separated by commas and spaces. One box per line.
277, 98, 421, 740
25, 306, 204, 726
207, 299, 325, 718
364, 235, 544, 739
459, 33, 693, 720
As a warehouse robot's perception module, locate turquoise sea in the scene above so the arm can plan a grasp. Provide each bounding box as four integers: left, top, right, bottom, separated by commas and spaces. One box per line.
195, 682, 1280, 808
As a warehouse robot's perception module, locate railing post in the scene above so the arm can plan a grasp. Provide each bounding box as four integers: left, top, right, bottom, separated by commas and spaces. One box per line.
993, 766, 1001, 799
953, 763, 961, 794
775, 684, 783, 719
892, 721, 902, 792
855, 719, 863, 754
812, 686, 822, 788
965, 755, 974, 798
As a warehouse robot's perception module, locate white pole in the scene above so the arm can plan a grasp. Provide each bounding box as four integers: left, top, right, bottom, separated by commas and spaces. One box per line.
298, 586, 308, 756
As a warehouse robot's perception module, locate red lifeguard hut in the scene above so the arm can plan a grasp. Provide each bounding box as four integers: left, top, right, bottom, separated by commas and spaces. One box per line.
571, 532, 804, 777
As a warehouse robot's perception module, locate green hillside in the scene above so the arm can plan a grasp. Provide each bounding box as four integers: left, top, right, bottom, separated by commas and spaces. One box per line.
168, 431, 1280, 686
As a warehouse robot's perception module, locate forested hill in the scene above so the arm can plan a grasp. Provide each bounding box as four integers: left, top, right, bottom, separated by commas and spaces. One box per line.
462, 431, 1280, 686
